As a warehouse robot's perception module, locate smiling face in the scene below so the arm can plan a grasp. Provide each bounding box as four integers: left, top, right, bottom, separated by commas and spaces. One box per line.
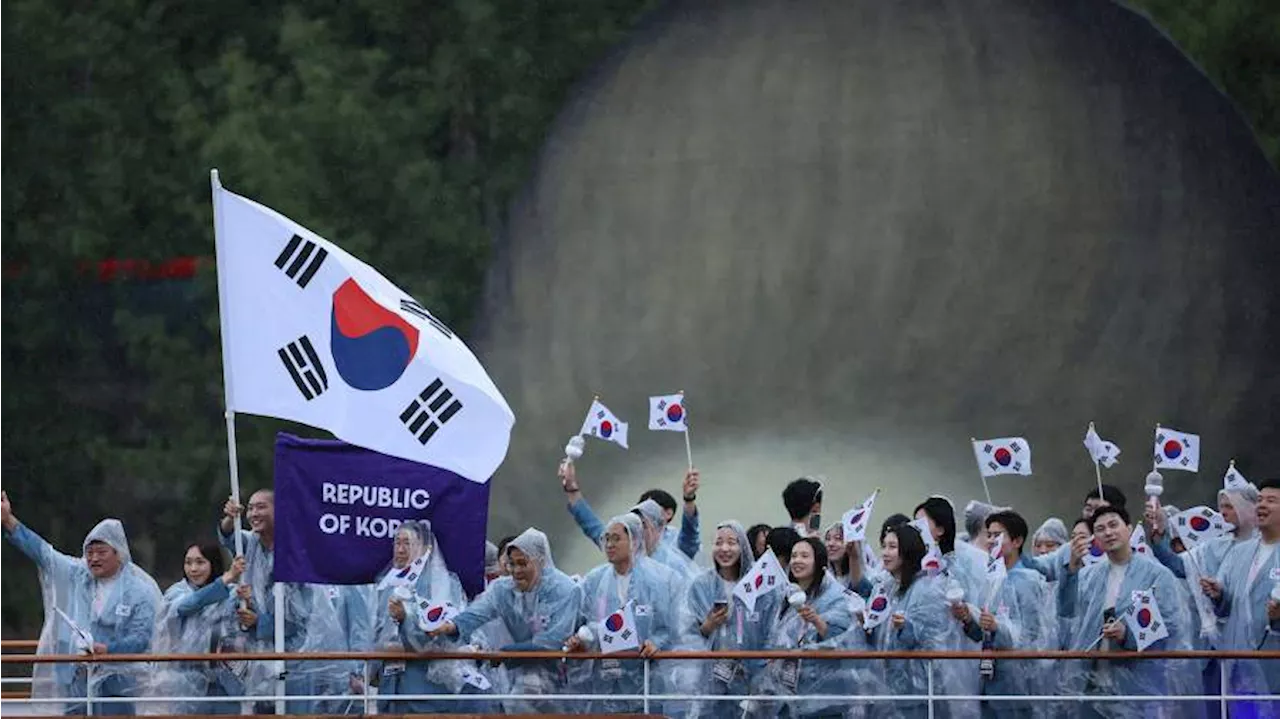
824, 526, 846, 562
1033, 536, 1061, 556
713, 526, 742, 571
789, 540, 816, 582
1093, 512, 1131, 552
508, 547, 541, 592
247, 490, 274, 534
604, 523, 632, 565
392, 527, 417, 568
881, 532, 902, 574
1257, 488, 1280, 531
85, 541, 122, 579
1083, 496, 1108, 520
184, 545, 213, 586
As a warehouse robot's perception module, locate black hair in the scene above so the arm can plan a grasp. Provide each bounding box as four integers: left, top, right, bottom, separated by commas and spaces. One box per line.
985, 511, 1029, 557
914, 497, 957, 554
1089, 504, 1132, 531
878, 513, 911, 543
1071, 516, 1091, 532
185, 542, 226, 587
886, 524, 926, 595
779, 537, 830, 620
497, 535, 518, 557
638, 489, 677, 515
824, 524, 852, 576
782, 478, 823, 521
746, 524, 772, 560
765, 526, 801, 564
1084, 484, 1127, 510
1257, 478, 1280, 493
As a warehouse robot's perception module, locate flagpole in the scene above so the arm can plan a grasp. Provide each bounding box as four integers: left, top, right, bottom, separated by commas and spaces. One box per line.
680, 390, 693, 470
210, 169, 245, 559
972, 437, 993, 504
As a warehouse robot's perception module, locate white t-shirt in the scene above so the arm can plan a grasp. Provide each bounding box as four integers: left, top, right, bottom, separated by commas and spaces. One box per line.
1246, 540, 1277, 589
1104, 559, 1128, 610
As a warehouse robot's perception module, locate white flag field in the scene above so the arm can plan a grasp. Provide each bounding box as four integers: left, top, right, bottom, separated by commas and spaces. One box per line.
599, 601, 641, 654
648, 393, 687, 431
972, 437, 1032, 477
212, 176, 514, 482
1123, 588, 1170, 651
580, 398, 629, 448
842, 490, 878, 542
1153, 426, 1199, 472
733, 547, 787, 611
1083, 424, 1121, 468
1223, 461, 1249, 491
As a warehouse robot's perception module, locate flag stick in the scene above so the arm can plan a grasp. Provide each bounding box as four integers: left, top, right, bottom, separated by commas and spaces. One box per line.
972, 437, 993, 504
1093, 459, 1104, 506
211, 169, 244, 559
680, 390, 693, 470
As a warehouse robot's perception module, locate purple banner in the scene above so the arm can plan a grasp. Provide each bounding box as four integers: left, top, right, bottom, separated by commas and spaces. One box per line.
273, 433, 489, 596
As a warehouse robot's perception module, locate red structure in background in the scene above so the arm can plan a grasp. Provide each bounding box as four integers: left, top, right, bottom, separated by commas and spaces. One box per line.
2, 256, 208, 283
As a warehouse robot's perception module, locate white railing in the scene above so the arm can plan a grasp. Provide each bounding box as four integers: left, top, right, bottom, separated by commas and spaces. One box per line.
1, 646, 1277, 717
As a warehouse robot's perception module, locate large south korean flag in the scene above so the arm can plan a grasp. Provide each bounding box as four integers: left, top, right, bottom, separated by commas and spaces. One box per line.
212, 174, 514, 482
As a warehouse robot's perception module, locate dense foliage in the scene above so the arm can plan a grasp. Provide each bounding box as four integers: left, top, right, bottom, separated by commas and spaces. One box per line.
2, 0, 1275, 634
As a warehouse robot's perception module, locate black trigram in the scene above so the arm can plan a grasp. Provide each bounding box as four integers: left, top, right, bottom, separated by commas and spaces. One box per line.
278, 336, 328, 400
273, 234, 329, 289
399, 378, 463, 445
399, 299, 454, 339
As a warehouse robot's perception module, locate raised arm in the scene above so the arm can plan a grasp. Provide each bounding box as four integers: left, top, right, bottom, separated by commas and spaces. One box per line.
679, 469, 701, 560
560, 462, 606, 548
2, 492, 81, 578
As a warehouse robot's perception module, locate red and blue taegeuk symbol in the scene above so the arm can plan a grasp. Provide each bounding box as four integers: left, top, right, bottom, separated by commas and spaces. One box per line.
599, 420, 614, 438
870, 596, 888, 612
605, 613, 625, 632
849, 510, 865, 527
1162, 440, 1182, 460
1088, 540, 1104, 558
1136, 607, 1153, 628
666, 403, 684, 423
1189, 515, 1211, 532
426, 605, 446, 622
330, 278, 420, 391
994, 447, 1013, 466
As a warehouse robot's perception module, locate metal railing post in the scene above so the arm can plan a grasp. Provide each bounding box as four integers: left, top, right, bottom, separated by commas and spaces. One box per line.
926, 659, 934, 719
85, 661, 94, 717
1219, 659, 1227, 719
643, 657, 651, 714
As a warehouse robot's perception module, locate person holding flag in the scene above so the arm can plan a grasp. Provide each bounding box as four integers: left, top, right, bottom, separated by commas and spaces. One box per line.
559, 460, 702, 560
756, 537, 855, 718
565, 513, 677, 714
781, 477, 824, 538
1200, 477, 1280, 711
632, 498, 698, 582
679, 520, 780, 718
2, 492, 163, 716
1057, 505, 1193, 715
870, 522, 952, 719
978, 511, 1055, 718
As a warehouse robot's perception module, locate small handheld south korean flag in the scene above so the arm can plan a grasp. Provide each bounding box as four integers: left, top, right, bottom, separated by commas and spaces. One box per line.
909, 517, 937, 550
1082, 536, 1107, 567
862, 582, 892, 630
648, 393, 687, 432
1153, 425, 1199, 471
1129, 524, 1151, 557
973, 437, 1032, 477
415, 599, 460, 633
842, 489, 879, 542
580, 398, 629, 449
1083, 424, 1121, 468
1172, 506, 1232, 549
599, 601, 641, 654
377, 553, 429, 590
1223, 460, 1250, 491
1123, 588, 1170, 651
733, 547, 787, 611
986, 536, 1008, 583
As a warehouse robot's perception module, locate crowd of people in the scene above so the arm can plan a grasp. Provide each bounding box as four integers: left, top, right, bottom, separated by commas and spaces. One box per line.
2, 460, 1278, 718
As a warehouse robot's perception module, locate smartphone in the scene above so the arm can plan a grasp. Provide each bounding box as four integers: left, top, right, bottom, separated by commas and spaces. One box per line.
808, 513, 822, 532
1102, 607, 1117, 626
713, 600, 729, 612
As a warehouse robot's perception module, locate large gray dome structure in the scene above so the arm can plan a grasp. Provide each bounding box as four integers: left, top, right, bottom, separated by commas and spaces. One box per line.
475, 0, 1280, 572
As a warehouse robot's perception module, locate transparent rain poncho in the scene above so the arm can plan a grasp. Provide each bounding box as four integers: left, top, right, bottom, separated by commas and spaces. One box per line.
633, 498, 697, 582
573, 514, 681, 714
1211, 535, 1280, 708
1031, 518, 1069, 649
371, 520, 476, 713
450, 527, 583, 714
671, 520, 781, 719
218, 524, 346, 712
869, 572, 953, 719
938, 514, 991, 717
149, 568, 243, 714
979, 566, 1054, 716
752, 571, 856, 719
5, 518, 163, 715
1055, 552, 1194, 717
